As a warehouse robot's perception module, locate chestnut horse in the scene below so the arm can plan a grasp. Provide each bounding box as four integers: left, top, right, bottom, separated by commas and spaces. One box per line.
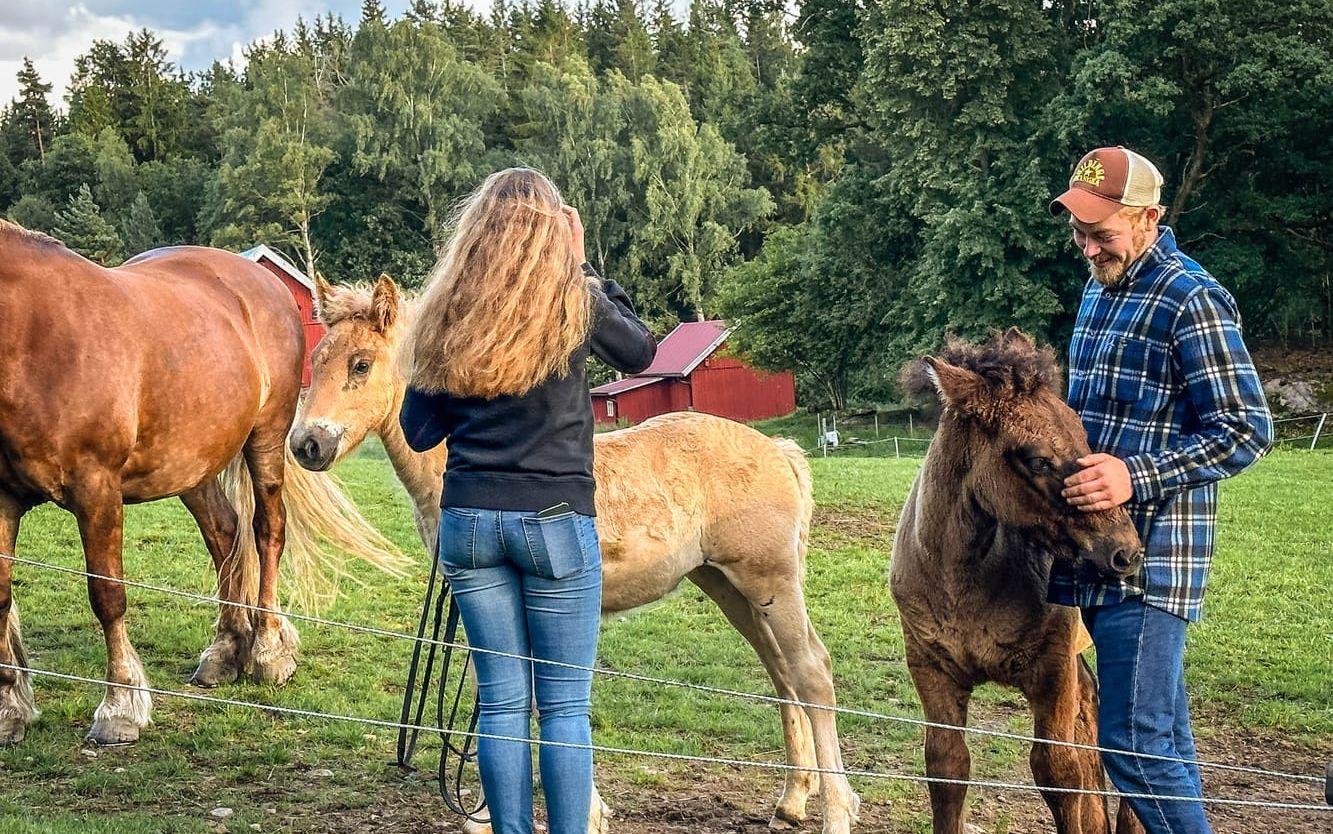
0, 222, 404, 747
891, 330, 1144, 834
287, 275, 860, 834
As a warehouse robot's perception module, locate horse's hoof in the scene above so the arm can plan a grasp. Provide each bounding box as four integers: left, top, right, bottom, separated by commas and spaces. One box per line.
191, 652, 241, 688
818, 792, 861, 834
461, 820, 493, 834
193, 628, 252, 687
86, 716, 141, 746
246, 616, 299, 685
0, 686, 38, 746
0, 717, 28, 746
589, 798, 612, 834
964, 824, 986, 834
248, 653, 297, 685
769, 814, 801, 831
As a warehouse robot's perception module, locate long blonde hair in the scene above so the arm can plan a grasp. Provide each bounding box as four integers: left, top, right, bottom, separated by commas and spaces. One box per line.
405, 168, 593, 398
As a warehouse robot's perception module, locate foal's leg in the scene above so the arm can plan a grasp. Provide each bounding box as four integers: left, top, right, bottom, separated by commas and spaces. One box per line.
76, 479, 152, 745
242, 436, 299, 685
182, 479, 252, 687
689, 566, 820, 829
1025, 651, 1109, 834
1075, 656, 1140, 834
905, 654, 973, 834
0, 492, 37, 745
724, 570, 859, 834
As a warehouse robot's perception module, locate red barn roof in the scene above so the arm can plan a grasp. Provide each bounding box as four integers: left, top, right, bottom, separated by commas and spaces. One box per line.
587, 318, 794, 424
637, 320, 731, 377
239, 244, 317, 293
591, 376, 662, 396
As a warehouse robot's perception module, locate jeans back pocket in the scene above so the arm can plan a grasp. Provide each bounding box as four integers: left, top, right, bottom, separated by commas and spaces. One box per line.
520, 513, 592, 580
437, 507, 481, 571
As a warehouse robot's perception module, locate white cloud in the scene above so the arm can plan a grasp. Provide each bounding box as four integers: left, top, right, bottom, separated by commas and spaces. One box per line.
0, 0, 344, 107
0, 3, 234, 107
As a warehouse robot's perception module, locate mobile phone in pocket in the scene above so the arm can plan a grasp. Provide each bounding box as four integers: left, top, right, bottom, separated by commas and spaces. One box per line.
538, 501, 572, 519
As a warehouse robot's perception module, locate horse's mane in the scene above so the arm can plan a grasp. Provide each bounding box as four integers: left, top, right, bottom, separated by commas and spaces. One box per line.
902, 329, 1062, 401
319, 282, 417, 327
0, 218, 62, 248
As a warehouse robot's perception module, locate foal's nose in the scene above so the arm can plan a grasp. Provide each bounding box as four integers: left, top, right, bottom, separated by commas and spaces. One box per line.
1085, 540, 1142, 580
289, 423, 342, 471
1110, 547, 1139, 576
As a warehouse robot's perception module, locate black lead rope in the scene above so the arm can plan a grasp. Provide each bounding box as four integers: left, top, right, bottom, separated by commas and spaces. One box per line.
395, 544, 489, 824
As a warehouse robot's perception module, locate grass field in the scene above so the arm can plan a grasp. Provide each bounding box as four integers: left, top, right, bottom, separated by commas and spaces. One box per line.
0, 443, 1329, 833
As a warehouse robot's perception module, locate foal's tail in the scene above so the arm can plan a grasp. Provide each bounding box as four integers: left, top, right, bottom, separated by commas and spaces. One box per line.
219, 448, 409, 612
774, 437, 814, 571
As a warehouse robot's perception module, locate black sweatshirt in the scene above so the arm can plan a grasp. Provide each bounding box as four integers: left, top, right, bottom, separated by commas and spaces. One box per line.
399, 270, 656, 516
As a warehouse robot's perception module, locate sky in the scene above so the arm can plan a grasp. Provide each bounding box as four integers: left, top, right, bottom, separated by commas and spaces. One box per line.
0, 0, 488, 105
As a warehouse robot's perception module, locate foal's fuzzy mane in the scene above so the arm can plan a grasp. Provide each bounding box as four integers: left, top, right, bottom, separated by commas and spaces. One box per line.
319, 282, 415, 328
903, 329, 1062, 402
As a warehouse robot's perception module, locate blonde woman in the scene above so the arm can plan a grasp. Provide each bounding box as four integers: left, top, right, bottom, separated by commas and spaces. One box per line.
399, 168, 656, 834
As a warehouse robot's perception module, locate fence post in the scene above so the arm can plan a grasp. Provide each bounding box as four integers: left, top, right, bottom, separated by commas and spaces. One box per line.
894, 437, 900, 458
1313, 412, 1328, 451
908, 413, 914, 438
874, 412, 880, 438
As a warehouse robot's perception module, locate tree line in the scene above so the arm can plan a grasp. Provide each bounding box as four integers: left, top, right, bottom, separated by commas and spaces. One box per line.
3, 0, 1330, 408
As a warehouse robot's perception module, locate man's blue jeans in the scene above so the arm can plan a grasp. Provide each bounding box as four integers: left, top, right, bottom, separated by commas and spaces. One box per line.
1083, 598, 1211, 834
436, 506, 603, 834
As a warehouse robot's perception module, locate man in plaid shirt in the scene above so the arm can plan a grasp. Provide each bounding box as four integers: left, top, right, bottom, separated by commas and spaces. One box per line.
1049, 146, 1273, 833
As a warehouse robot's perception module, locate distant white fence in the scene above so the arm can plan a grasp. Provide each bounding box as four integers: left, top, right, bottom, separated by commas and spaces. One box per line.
812, 412, 933, 458
1272, 412, 1329, 451
808, 411, 1331, 457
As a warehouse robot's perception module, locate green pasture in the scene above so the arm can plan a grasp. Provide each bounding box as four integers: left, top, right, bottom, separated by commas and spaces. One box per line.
0, 444, 1328, 833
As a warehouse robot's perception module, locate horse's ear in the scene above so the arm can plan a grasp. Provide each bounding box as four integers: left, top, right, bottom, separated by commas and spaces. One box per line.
314, 271, 335, 319
1001, 326, 1031, 347
371, 273, 400, 333
923, 356, 984, 412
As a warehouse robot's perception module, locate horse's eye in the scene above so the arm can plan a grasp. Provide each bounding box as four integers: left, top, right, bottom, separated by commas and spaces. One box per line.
1026, 457, 1053, 474
352, 359, 372, 376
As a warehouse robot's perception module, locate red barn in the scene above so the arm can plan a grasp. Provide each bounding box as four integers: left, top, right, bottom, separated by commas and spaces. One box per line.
590, 320, 796, 425
239, 244, 326, 386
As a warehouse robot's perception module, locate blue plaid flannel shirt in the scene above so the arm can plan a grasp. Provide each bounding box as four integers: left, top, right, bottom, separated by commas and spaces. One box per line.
1049, 227, 1273, 621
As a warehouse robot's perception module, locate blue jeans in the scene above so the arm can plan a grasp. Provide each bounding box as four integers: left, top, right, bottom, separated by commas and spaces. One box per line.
436, 506, 603, 834
1083, 598, 1210, 834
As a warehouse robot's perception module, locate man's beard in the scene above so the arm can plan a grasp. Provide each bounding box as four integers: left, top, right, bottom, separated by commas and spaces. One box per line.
1089, 223, 1149, 287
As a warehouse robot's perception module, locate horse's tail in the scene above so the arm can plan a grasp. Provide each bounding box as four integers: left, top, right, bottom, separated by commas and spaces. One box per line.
219, 448, 409, 612
773, 437, 814, 572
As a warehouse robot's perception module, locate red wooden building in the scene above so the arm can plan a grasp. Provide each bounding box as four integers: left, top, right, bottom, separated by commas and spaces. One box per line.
590, 320, 796, 425
239, 244, 326, 386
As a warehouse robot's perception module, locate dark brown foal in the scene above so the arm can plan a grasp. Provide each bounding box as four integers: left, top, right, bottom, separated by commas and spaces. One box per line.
891, 329, 1146, 834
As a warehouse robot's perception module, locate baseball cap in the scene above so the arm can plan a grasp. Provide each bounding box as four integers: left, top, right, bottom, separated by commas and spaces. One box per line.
1050, 146, 1164, 224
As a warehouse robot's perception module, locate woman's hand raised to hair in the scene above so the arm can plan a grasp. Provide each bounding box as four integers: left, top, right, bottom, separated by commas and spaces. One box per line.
562, 205, 587, 264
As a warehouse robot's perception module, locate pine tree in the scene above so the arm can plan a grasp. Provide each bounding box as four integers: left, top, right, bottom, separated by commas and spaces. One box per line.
120, 191, 164, 254
9, 58, 57, 162
53, 183, 123, 265
361, 0, 386, 25
650, 0, 690, 87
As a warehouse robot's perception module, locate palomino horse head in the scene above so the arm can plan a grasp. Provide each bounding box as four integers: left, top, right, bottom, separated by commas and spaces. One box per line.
290, 274, 408, 471
905, 328, 1143, 579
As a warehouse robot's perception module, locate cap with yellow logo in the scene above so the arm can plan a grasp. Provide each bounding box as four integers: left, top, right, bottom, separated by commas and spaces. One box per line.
1049, 146, 1164, 224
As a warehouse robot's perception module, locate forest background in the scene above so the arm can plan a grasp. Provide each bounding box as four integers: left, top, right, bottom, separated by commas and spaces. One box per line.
3, 0, 1330, 408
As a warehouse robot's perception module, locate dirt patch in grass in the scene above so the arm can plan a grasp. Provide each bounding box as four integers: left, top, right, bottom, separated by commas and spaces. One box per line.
812, 506, 895, 547
291, 713, 1328, 834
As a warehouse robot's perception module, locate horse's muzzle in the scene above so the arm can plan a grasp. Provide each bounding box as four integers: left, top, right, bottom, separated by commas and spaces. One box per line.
1081, 539, 1143, 580
289, 423, 342, 471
